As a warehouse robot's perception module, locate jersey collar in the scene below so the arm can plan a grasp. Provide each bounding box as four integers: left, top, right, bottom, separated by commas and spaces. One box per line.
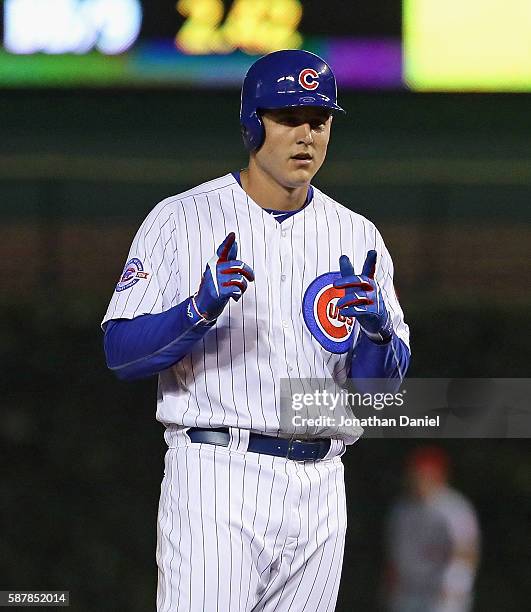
231, 170, 314, 224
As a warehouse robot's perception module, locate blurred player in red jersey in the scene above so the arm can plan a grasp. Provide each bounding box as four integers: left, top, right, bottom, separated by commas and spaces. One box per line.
385, 447, 480, 612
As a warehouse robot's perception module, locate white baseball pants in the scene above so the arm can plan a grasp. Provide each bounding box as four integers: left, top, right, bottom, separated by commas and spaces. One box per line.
156, 429, 347, 612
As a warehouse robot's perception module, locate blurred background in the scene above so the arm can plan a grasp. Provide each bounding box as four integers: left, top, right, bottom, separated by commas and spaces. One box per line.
1, 1, 530, 610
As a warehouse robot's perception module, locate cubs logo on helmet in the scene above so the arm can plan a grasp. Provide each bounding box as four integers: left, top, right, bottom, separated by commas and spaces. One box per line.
302, 272, 356, 353
298, 68, 319, 90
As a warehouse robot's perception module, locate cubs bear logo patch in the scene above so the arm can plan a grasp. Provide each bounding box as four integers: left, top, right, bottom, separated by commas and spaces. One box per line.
302, 271, 356, 353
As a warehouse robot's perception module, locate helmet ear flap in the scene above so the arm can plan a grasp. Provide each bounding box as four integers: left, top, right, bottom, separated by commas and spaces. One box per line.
241, 110, 265, 153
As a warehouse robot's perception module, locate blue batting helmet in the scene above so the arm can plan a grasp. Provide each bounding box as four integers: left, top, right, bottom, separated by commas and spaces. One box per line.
240, 49, 345, 152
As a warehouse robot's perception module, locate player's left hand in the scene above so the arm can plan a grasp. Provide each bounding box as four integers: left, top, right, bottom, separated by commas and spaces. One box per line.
333, 250, 393, 343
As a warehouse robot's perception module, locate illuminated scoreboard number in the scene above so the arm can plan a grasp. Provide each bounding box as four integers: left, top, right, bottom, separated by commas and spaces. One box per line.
176, 0, 303, 55
4, 0, 143, 54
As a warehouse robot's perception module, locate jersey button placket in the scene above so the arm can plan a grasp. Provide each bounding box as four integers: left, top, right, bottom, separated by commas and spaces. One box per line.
278, 219, 297, 378
266, 219, 287, 380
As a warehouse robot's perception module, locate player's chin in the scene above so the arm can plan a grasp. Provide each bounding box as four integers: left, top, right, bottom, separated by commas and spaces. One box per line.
285, 163, 317, 186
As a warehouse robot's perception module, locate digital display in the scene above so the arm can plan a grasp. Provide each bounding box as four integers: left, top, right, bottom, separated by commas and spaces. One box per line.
0, 0, 402, 88
5, 1, 530, 91
4, 0, 143, 54
404, 0, 531, 91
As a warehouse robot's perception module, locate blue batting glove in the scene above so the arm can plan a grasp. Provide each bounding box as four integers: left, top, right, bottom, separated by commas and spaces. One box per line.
190, 232, 255, 322
333, 250, 393, 343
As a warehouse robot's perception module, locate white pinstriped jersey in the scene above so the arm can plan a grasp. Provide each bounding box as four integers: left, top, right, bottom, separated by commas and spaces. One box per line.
102, 173, 409, 439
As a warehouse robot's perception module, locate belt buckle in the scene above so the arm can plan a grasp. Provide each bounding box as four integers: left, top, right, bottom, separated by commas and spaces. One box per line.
287, 438, 320, 462
286, 438, 299, 461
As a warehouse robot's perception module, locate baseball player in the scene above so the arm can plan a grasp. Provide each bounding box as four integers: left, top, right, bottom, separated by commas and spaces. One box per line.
385, 447, 480, 612
102, 50, 410, 611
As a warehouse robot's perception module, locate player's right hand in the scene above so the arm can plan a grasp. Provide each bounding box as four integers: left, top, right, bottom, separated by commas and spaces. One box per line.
191, 232, 255, 321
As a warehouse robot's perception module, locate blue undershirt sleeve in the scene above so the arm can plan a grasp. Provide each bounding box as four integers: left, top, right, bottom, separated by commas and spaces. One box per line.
349, 332, 410, 392
103, 297, 215, 381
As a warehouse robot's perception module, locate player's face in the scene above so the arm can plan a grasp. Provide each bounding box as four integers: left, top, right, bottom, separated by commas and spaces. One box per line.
408, 466, 446, 499
257, 107, 333, 188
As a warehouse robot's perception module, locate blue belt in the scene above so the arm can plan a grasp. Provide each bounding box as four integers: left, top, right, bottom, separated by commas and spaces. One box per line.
187, 427, 332, 461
